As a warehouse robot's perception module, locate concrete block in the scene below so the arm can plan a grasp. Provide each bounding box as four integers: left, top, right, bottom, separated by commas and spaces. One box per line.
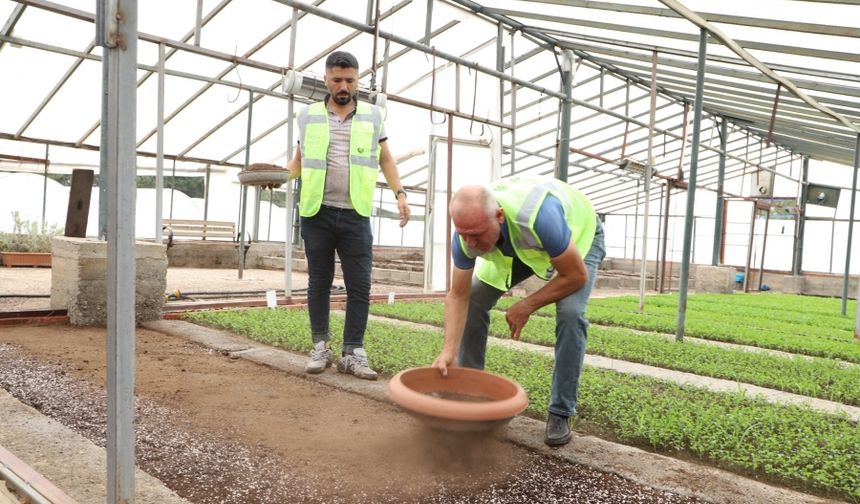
694, 265, 736, 294
759, 273, 805, 294
50, 237, 167, 326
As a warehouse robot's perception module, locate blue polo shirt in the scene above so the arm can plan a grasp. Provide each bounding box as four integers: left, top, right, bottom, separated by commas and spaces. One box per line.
452, 194, 571, 270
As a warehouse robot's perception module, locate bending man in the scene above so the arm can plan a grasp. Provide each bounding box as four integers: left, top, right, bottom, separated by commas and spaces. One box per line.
432, 176, 604, 446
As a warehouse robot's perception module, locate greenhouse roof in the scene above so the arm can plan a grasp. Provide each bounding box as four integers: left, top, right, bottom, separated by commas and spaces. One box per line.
1, 0, 859, 213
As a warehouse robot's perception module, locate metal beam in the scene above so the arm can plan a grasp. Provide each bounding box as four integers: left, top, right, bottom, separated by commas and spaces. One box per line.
659, 0, 860, 134
275, 0, 564, 99
0, 3, 25, 51
523, 14, 860, 65
514, 0, 860, 38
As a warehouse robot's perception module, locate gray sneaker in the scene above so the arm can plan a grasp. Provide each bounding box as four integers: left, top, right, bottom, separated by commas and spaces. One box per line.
337, 348, 378, 380
305, 341, 333, 374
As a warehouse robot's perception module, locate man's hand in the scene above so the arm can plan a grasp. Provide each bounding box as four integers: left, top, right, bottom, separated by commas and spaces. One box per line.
505, 299, 533, 341
397, 196, 411, 227
431, 350, 456, 377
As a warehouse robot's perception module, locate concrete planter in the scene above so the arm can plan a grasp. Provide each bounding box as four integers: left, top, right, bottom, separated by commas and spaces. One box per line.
0, 251, 52, 268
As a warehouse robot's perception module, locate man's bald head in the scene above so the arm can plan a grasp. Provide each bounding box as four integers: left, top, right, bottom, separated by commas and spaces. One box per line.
450, 184, 503, 255
450, 185, 497, 223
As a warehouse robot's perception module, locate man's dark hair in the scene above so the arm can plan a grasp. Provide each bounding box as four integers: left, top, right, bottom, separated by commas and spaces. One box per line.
325, 51, 359, 70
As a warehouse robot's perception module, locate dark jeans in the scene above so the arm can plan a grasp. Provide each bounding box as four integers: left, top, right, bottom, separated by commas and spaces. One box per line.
458, 218, 606, 417
300, 205, 372, 353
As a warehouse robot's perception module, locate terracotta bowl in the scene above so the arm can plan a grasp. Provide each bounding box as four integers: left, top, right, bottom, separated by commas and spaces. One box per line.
237, 169, 289, 188
388, 367, 528, 432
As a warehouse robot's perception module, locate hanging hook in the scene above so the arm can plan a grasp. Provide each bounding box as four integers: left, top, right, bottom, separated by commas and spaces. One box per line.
469, 63, 484, 137
429, 48, 446, 126
227, 44, 242, 103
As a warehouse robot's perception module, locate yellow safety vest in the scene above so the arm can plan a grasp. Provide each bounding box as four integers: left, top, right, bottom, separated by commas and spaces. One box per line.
297, 100, 383, 217
460, 177, 596, 291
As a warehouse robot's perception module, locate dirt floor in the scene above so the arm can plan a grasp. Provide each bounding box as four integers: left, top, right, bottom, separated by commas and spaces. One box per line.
0, 323, 703, 504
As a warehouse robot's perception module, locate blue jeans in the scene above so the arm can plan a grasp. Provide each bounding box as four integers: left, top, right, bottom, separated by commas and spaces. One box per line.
458, 218, 606, 418
300, 205, 372, 354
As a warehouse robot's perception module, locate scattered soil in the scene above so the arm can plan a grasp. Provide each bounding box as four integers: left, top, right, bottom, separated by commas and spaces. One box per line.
0, 324, 702, 504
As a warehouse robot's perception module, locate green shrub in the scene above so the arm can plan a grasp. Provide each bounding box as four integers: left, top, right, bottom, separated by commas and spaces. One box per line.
0, 211, 63, 253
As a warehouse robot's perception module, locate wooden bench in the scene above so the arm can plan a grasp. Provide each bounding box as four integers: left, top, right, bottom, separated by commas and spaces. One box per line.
162, 219, 236, 243
162, 219, 252, 263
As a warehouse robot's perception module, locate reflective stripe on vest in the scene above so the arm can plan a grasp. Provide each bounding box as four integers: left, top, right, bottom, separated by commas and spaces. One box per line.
297, 101, 383, 217
472, 177, 597, 292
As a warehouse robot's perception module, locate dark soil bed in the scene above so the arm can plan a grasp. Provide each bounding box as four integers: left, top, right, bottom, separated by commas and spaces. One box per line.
0, 325, 702, 504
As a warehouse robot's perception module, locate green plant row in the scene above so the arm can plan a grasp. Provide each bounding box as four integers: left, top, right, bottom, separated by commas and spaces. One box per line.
583, 305, 860, 363
493, 294, 860, 362
496, 294, 856, 341
183, 308, 860, 501
368, 301, 860, 406
586, 296, 855, 342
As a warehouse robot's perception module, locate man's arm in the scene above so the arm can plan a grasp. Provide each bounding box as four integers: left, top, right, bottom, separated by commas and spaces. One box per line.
431, 266, 473, 376
505, 241, 587, 340
284, 144, 302, 179
378, 141, 411, 227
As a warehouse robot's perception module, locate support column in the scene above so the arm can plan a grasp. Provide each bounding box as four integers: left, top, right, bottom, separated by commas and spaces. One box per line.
676, 28, 707, 342
284, 6, 299, 299
238, 90, 253, 279
845, 134, 860, 315
712, 118, 727, 265
556, 50, 574, 181
792, 156, 809, 275
638, 50, 657, 313
155, 42, 165, 242
98, 0, 138, 501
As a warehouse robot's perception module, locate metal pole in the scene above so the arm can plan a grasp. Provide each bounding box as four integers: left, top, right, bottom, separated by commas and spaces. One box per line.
155, 42, 164, 242
557, 50, 574, 181
99, 0, 138, 501
446, 113, 453, 292
632, 181, 639, 269
659, 185, 671, 293
759, 207, 771, 291
712, 117, 727, 265
638, 50, 657, 313
793, 156, 809, 275
253, 186, 261, 241
98, 35, 108, 240
423, 0, 433, 45
194, 0, 203, 46
744, 204, 756, 292
239, 90, 253, 279
509, 29, 516, 175
41, 144, 48, 230
843, 133, 860, 314
169, 159, 176, 219
676, 28, 707, 342
203, 164, 210, 222
284, 6, 298, 299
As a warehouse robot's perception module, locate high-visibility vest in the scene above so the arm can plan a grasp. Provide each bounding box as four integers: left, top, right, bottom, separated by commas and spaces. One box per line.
459, 177, 596, 291
297, 100, 384, 217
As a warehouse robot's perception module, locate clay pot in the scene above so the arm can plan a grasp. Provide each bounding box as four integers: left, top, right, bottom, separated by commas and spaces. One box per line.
388, 367, 528, 431
237, 169, 289, 189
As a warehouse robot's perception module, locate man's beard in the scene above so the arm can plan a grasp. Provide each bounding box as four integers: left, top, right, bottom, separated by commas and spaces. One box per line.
332, 92, 352, 105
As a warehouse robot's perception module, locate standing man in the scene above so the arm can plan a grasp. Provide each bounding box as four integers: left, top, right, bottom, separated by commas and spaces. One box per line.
431, 177, 604, 446
284, 51, 410, 380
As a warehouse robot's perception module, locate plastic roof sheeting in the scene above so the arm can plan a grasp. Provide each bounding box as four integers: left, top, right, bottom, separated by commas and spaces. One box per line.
0, 0, 858, 216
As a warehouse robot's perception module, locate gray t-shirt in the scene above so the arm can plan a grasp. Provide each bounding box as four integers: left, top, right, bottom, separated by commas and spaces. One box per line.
299, 101, 387, 210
